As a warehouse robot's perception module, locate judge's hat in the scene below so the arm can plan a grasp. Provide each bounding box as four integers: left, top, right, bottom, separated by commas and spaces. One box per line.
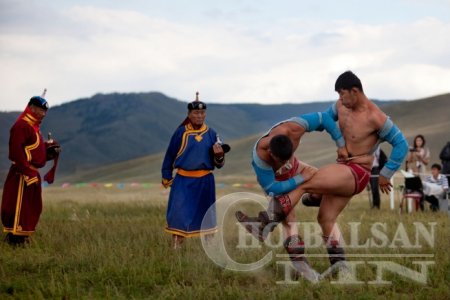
28, 89, 49, 110
187, 92, 206, 110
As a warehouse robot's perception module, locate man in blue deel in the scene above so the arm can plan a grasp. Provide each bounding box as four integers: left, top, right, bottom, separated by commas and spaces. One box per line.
161, 92, 230, 249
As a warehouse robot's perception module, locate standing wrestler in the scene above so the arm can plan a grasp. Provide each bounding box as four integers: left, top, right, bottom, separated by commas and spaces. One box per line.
240, 71, 408, 270
2, 94, 61, 245
236, 110, 347, 281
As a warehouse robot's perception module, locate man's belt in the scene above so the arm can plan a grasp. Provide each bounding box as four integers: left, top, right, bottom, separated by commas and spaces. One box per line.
12, 161, 38, 171
177, 169, 211, 178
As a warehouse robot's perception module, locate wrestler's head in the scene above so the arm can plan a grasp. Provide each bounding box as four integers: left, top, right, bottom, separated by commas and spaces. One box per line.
335, 71, 363, 92
335, 71, 363, 108
269, 134, 293, 164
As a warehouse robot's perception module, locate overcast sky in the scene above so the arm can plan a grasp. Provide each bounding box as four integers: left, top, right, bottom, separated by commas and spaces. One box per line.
1, 0, 449, 111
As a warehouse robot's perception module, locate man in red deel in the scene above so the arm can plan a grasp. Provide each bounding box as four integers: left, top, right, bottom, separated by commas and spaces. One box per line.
1, 94, 60, 245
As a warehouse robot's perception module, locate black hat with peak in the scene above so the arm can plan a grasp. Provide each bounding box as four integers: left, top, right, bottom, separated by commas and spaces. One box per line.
28, 89, 49, 110
187, 92, 207, 110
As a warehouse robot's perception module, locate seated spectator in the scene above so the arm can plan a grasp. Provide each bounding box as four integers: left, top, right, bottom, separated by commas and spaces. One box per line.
422, 163, 449, 212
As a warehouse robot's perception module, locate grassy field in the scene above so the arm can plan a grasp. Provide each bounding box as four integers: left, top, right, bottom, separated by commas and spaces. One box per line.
0, 184, 449, 299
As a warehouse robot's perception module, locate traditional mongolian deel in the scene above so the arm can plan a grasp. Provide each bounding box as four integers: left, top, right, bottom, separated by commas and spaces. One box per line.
1, 106, 49, 236
162, 123, 224, 237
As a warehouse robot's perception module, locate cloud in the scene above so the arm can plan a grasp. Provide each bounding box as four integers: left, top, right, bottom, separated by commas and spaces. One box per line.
0, 3, 449, 111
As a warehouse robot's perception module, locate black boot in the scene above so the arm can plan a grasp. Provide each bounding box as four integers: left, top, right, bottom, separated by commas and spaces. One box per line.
324, 236, 346, 266
284, 235, 319, 282
235, 210, 276, 242
235, 195, 291, 242
4, 233, 27, 246
319, 235, 350, 279
301, 193, 322, 207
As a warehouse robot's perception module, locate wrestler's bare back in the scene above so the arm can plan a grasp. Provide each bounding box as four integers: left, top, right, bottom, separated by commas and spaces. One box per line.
256, 122, 306, 163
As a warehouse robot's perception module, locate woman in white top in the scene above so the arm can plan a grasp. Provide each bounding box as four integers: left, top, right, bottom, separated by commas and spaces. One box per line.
406, 134, 430, 177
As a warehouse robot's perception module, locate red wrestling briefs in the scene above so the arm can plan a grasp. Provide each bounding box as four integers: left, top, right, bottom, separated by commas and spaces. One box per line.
339, 161, 370, 195
275, 157, 300, 181
269, 157, 299, 216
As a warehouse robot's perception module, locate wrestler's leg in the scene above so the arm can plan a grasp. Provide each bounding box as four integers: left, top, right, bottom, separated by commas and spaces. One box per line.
252, 164, 356, 228
265, 161, 321, 217
255, 160, 321, 223
317, 194, 351, 266
236, 164, 355, 242
281, 203, 320, 282
297, 161, 322, 206
278, 161, 319, 282
317, 194, 350, 238
288, 163, 356, 210
297, 160, 318, 181
282, 207, 298, 238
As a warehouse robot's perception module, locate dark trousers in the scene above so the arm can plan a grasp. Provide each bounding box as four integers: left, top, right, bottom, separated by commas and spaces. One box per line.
423, 195, 439, 212
370, 167, 381, 209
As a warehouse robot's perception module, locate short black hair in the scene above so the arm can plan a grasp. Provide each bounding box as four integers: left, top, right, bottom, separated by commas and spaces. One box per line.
269, 135, 293, 161
431, 163, 441, 171
335, 71, 363, 92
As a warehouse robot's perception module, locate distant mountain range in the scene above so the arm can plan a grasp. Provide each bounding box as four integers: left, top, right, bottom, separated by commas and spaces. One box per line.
1, 92, 449, 183
59, 93, 450, 184
0, 92, 378, 177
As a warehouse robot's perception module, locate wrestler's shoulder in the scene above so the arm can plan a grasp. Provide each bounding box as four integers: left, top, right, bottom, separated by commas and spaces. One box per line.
368, 104, 388, 127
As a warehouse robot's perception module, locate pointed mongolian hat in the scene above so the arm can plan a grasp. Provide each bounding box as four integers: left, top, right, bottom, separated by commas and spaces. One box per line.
28, 88, 49, 110
187, 91, 207, 110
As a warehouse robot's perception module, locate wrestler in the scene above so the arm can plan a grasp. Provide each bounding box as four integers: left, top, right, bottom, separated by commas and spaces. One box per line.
240, 71, 409, 270
236, 110, 347, 281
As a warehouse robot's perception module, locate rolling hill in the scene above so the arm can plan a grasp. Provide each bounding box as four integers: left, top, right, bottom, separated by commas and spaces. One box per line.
60, 93, 450, 184
1, 92, 396, 182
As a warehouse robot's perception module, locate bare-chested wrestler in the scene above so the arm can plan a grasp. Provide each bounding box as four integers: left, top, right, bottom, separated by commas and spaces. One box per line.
236, 110, 347, 281
238, 71, 409, 272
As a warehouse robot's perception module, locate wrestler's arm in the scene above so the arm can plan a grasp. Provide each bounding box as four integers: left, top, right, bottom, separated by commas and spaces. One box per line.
323, 102, 349, 159
293, 103, 347, 159
377, 116, 409, 193
294, 105, 345, 148
252, 160, 303, 196
323, 101, 339, 122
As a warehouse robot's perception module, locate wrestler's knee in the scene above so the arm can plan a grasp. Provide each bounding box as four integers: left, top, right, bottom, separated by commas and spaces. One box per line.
301, 166, 318, 182
317, 213, 323, 225
317, 213, 336, 227
310, 166, 319, 173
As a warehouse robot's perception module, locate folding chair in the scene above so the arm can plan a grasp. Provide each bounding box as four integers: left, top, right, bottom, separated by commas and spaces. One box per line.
399, 176, 423, 213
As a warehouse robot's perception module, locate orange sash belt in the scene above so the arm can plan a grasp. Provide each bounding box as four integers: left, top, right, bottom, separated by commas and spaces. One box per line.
177, 169, 211, 178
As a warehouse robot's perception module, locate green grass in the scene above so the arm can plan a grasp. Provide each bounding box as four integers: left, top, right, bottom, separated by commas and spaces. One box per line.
0, 186, 449, 299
